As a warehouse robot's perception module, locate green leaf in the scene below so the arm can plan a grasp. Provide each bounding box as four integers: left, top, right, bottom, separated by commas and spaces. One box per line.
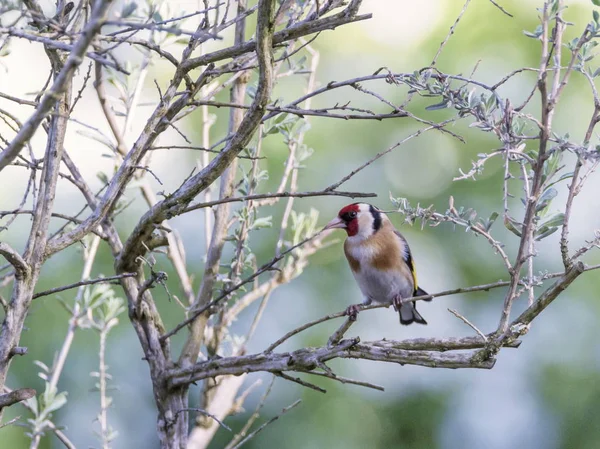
262, 126, 279, 136
534, 214, 565, 240
33, 360, 50, 373
535, 226, 559, 241
485, 93, 497, 111
545, 171, 574, 189
463, 208, 477, 222
152, 11, 163, 23
121, 2, 137, 18
251, 216, 272, 230
25, 396, 38, 416
425, 100, 449, 111
540, 213, 565, 229
44, 391, 67, 415
523, 25, 543, 39
536, 187, 558, 213
483, 212, 499, 231
543, 150, 563, 182
504, 216, 522, 237
568, 37, 580, 51
593, 0, 600, 7
273, 113, 288, 124
298, 145, 314, 162
41, 383, 57, 407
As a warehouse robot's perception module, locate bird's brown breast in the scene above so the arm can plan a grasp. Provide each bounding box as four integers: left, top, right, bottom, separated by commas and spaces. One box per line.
344, 225, 405, 273
343, 242, 361, 272
368, 229, 403, 271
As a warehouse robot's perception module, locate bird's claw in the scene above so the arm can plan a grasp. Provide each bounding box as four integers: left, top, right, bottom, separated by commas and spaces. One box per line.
345, 304, 361, 321
392, 295, 402, 312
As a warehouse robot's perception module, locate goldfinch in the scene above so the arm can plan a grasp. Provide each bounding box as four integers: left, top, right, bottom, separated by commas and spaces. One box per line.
324, 203, 431, 325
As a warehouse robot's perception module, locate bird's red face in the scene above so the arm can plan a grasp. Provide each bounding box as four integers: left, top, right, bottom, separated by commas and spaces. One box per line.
324, 203, 361, 236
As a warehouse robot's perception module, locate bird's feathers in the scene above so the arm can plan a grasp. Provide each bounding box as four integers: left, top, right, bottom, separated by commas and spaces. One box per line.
368, 204, 383, 232
399, 302, 427, 325
393, 230, 424, 297
414, 286, 431, 302
343, 243, 361, 272
337, 203, 429, 325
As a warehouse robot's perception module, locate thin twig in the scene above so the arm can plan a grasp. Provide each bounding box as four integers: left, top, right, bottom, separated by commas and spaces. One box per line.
32, 273, 137, 299
327, 317, 355, 347
0, 388, 36, 409
225, 377, 274, 449
304, 370, 384, 392
448, 309, 487, 342
274, 372, 326, 394
431, 0, 472, 66
184, 189, 376, 213
175, 408, 232, 431
0, 0, 122, 172
162, 233, 323, 341
228, 400, 302, 449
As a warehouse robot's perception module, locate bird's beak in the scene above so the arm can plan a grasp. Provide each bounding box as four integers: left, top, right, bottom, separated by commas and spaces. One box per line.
323, 217, 346, 231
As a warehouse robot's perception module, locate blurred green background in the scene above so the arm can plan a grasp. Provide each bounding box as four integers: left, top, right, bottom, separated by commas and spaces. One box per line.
1, 0, 600, 448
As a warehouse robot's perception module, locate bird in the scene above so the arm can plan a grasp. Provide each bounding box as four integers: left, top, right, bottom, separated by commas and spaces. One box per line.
324, 202, 431, 325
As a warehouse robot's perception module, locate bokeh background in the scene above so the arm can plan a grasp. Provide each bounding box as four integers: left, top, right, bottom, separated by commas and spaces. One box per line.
2, 0, 600, 448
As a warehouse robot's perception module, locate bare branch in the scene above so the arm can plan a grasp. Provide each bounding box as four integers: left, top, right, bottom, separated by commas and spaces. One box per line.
1, 27, 127, 72
0, 387, 35, 409
191, 100, 408, 120
175, 408, 232, 432
327, 317, 355, 347
0, 243, 29, 279
0, 0, 115, 172
275, 372, 326, 393
431, 0, 472, 66
448, 308, 487, 342
32, 273, 137, 300
224, 379, 272, 449
183, 3, 370, 71
228, 399, 302, 449
3, 385, 76, 449
303, 369, 385, 392
162, 233, 321, 342
487, 0, 513, 17
169, 337, 496, 388
184, 189, 376, 213
508, 262, 585, 330
325, 124, 448, 192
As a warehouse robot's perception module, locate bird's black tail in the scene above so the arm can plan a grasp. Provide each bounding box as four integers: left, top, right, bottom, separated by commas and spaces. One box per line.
415, 287, 431, 301
398, 287, 429, 325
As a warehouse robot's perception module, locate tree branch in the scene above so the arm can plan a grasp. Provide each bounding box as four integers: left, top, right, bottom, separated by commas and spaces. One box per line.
32, 273, 137, 299
182, 1, 369, 71
183, 189, 376, 213
169, 337, 497, 388
0, 0, 114, 172
0, 387, 35, 409
0, 243, 29, 280
508, 261, 585, 329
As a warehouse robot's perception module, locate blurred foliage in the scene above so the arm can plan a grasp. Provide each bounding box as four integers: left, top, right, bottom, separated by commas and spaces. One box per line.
540, 364, 600, 449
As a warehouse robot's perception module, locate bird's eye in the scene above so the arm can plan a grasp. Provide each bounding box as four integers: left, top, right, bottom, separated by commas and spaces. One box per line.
349, 211, 357, 219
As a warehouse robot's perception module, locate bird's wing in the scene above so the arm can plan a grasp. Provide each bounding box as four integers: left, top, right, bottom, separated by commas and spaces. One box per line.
393, 230, 419, 294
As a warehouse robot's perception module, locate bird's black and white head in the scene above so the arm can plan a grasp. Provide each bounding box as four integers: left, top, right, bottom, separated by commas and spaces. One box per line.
324, 203, 386, 240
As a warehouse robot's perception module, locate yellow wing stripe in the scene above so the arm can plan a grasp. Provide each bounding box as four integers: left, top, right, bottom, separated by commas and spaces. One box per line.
405, 251, 419, 293
393, 230, 419, 293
